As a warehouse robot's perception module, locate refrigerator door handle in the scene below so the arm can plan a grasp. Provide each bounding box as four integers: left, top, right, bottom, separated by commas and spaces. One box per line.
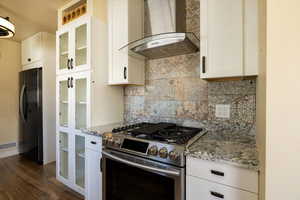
37, 70, 40, 108
36, 71, 40, 108
19, 84, 26, 122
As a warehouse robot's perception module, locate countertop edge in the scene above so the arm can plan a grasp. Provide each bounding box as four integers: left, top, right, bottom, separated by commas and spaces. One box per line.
185, 152, 260, 172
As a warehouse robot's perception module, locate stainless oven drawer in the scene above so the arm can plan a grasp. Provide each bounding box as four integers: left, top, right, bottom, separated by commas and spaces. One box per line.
102, 149, 185, 200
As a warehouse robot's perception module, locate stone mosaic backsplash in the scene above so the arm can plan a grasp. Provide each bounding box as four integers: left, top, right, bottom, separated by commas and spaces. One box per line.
208, 80, 256, 129
124, 0, 256, 132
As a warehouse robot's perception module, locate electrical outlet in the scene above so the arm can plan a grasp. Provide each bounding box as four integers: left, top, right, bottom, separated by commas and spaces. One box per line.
215, 104, 231, 118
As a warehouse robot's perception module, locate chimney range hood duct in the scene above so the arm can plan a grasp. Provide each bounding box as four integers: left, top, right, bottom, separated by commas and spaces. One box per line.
120, 0, 199, 60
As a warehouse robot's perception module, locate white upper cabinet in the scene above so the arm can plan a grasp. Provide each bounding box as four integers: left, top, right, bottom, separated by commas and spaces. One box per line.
57, 16, 91, 75
244, 0, 259, 76
200, 0, 259, 79
108, 0, 145, 85
21, 32, 42, 67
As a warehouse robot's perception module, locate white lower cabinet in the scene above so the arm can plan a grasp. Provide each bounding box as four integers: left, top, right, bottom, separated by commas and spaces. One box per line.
187, 157, 259, 193
187, 176, 258, 200
57, 132, 102, 199
57, 131, 86, 195
186, 156, 259, 200
86, 135, 102, 200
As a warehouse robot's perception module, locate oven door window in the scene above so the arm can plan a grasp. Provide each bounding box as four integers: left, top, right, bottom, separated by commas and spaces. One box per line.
105, 158, 175, 200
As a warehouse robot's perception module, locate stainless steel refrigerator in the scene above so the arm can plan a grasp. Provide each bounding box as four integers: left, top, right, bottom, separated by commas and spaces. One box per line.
19, 68, 43, 164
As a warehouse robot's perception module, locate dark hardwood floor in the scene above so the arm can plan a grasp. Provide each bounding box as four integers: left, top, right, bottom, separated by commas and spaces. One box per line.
0, 155, 84, 200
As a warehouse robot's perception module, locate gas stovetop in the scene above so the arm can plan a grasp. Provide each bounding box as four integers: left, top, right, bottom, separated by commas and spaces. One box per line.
103, 122, 206, 167
112, 122, 202, 145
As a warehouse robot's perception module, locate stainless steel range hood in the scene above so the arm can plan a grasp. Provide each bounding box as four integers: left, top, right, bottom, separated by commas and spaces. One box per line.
120, 0, 200, 60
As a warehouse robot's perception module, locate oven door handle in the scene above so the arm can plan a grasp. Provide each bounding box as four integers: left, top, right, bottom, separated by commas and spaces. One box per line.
102, 151, 181, 176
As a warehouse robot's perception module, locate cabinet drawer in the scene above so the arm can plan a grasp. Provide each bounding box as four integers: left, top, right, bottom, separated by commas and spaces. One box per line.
187, 176, 258, 200
86, 135, 102, 152
187, 157, 258, 193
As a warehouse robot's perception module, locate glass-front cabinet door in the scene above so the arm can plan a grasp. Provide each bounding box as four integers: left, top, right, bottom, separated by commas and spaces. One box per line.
75, 23, 88, 68
73, 72, 90, 131
59, 132, 69, 180
57, 29, 71, 74
71, 16, 90, 72
58, 77, 70, 129
56, 16, 90, 75
75, 134, 85, 189
57, 72, 90, 131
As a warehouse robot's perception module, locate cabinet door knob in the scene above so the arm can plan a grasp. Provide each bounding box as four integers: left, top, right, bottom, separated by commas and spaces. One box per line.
91, 141, 97, 145
28, 58, 31, 62
124, 66, 127, 80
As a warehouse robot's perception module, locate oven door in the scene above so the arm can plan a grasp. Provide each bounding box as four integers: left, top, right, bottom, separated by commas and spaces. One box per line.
102, 149, 185, 200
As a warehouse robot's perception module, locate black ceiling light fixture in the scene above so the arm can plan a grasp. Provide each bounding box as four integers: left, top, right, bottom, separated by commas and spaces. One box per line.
0, 17, 15, 38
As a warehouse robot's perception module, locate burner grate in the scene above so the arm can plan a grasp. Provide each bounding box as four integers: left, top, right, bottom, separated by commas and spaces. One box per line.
127, 123, 202, 144
153, 127, 202, 144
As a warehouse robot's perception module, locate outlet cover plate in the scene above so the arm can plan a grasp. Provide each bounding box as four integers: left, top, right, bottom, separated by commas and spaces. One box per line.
215, 104, 231, 118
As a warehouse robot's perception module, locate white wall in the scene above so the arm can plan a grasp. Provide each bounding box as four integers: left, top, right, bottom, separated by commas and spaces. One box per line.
42, 33, 57, 164
0, 40, 21, 154
256, 0, 266, 199
263, 0, 300, 199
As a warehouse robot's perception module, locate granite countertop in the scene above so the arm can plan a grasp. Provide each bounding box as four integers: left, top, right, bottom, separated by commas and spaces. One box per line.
81, 122, 123, 137
83, 122, 259, 171
186, 127, 259, 171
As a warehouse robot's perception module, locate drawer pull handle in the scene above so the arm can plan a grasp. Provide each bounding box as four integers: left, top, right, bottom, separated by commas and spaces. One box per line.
210, 191, 224, 199
100, 158, 103, 172
202, 56, 206, 73
91, 141, 97, 145
211, 170, 224, 177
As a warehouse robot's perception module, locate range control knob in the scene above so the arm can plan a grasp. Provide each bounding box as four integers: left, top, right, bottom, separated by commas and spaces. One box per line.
169, 151, 180, 161
112, 128, 119, 133
159, 147, 168, 158
114, 138, 122, 147
102, 133, 113, 145
102, 137, 107, 145
148, 145, 158, 156
108, 137, 114, 146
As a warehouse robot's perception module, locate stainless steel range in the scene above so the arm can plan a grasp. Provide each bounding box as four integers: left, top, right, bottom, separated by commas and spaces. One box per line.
101, 122, 206, 200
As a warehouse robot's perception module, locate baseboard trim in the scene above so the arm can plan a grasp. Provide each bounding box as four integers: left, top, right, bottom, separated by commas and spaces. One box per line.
0, 149, 19, 159
0, 142, 17, 150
